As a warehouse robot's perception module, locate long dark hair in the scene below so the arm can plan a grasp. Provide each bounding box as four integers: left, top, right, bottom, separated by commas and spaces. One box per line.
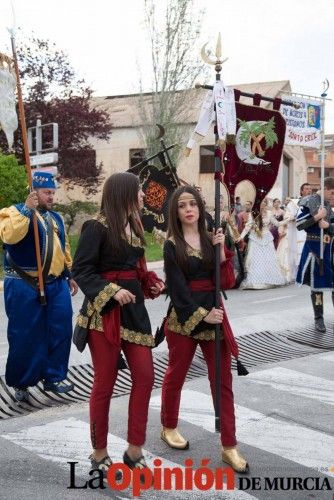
100, 172, 145, 255
167, 185, 214, 272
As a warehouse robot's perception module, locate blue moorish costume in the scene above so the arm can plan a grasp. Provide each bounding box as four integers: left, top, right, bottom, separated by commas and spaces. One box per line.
295, 193, 334, 332
0, 173, 73, 392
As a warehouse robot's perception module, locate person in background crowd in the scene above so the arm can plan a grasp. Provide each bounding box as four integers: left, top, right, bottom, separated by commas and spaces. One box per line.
234, 196, 243, 214
296, 183, 313, 265
299, 183, 313, 199
270, 198, 285, 249
296, 177, 334, 333
238, 199, 286, 289
237, 201, 253, 234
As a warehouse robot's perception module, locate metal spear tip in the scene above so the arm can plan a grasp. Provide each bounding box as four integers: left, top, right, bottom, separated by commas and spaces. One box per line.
215, 33, 222, 59
201, 39, 229, 67
6, 1, 17, 38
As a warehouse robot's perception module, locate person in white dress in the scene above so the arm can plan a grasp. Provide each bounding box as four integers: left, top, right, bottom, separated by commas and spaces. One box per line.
238, 199, 286, 289
276, 198, 299, 283
275, 185, 313, 283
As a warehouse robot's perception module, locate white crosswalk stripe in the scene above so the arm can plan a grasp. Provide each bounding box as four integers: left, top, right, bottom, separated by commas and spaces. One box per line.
2, 360, 334, 497
246, 367, 334, 406
319, 351, 334, 362
1, 418, 257, 499
150, 388, 334, 479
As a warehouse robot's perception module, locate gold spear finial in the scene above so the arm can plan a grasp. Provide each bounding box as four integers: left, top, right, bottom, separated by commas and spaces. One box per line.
200, 34, 228, 70
216, 33, 222, 59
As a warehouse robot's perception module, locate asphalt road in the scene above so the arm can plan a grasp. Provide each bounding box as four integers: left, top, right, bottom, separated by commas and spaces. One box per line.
0, 265, 334, 500
1, 264, 333, 371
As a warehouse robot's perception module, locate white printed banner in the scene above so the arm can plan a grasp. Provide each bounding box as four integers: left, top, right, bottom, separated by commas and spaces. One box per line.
281, 95, 322, 148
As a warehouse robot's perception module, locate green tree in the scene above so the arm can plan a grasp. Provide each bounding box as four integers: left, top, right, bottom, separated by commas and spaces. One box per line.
0, 154, 28, 209
138, 0, 207, 166
0, 35, 112, 195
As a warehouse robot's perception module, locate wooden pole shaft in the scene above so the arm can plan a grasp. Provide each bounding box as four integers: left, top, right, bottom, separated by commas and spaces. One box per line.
10, 36, 46, 304
214, 66, 222, 434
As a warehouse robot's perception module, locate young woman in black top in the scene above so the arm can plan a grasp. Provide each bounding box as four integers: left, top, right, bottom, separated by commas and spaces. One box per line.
72, 172, 164, 478
160, 185, 248, 473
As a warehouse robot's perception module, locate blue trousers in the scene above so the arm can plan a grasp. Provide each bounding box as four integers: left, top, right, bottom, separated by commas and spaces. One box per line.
4, 277, 73, 388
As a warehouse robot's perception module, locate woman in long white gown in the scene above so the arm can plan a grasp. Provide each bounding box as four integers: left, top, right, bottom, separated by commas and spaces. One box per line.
276, 199, 298, 283
238, 201, 286, 289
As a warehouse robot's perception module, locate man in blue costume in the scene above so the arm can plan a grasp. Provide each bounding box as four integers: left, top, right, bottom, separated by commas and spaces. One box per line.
0, 172, 78, 402
296, 176, 334, 332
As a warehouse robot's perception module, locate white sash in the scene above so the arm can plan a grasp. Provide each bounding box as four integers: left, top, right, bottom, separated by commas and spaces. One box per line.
185, 81, 236, 156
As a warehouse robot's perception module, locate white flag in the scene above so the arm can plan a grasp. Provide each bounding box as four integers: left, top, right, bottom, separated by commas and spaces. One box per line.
0, 64, 18, 149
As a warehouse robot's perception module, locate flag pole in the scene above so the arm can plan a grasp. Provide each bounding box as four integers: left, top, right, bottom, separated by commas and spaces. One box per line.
319, 79, 329, 275
200, 34, 226, 433
8, 31, 46, 304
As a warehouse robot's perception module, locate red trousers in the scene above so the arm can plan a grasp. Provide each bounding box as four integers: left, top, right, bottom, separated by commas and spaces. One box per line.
88, 329, 154, 449
161, 329, 237, 447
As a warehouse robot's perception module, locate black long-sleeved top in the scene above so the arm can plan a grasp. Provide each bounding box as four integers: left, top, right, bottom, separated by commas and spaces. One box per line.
164, 239, 234, 341
72, 216, 154, 346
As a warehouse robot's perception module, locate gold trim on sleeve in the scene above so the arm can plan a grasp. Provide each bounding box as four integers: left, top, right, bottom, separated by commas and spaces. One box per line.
168, 306, 209, 336
168, 309, 219, 341
93, 282, 121, 313
76, 314, 89, 328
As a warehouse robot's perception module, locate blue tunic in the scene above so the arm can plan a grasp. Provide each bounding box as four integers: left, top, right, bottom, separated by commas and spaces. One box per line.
295, 194, 334, 291
2, 205, 73, 388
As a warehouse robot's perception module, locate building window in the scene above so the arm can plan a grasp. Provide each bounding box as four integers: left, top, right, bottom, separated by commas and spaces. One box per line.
307, 167, 314, 173
129, 149, 146, 168
317, 151, 327, 161
199, 145, 215, 173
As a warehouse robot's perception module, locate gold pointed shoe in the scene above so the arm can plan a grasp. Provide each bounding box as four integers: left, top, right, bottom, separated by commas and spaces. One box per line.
222, 447, 249, 473
161, 427, 189, 450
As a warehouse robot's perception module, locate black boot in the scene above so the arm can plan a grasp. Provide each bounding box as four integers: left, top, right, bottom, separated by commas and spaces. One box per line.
311, 292, 326, 332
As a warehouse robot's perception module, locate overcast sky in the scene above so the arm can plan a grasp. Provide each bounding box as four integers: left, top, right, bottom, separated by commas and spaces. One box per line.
1, 0, 333, 132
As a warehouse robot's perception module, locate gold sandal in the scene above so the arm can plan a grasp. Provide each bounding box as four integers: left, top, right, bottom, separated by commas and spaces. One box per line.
161, 427, 189, 450
222, 447, 249, 473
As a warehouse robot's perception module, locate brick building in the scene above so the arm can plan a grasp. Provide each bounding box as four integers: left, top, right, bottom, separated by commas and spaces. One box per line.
305, 134, 334, 191
56, 80, 307, 208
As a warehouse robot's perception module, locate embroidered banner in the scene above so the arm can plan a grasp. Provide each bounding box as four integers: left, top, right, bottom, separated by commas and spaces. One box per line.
224, 102, 286, 214
129, 164, 179, 232
281, 95, 321, 148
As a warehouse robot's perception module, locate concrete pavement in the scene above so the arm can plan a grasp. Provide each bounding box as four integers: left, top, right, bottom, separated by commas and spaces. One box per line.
1, 262, 334, 499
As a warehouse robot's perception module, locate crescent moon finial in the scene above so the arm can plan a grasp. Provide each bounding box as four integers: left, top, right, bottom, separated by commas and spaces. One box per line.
201, 37, 228, 67
201, 43, 215, 65
322, 78, 330, 97
155, 123, 165, 140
